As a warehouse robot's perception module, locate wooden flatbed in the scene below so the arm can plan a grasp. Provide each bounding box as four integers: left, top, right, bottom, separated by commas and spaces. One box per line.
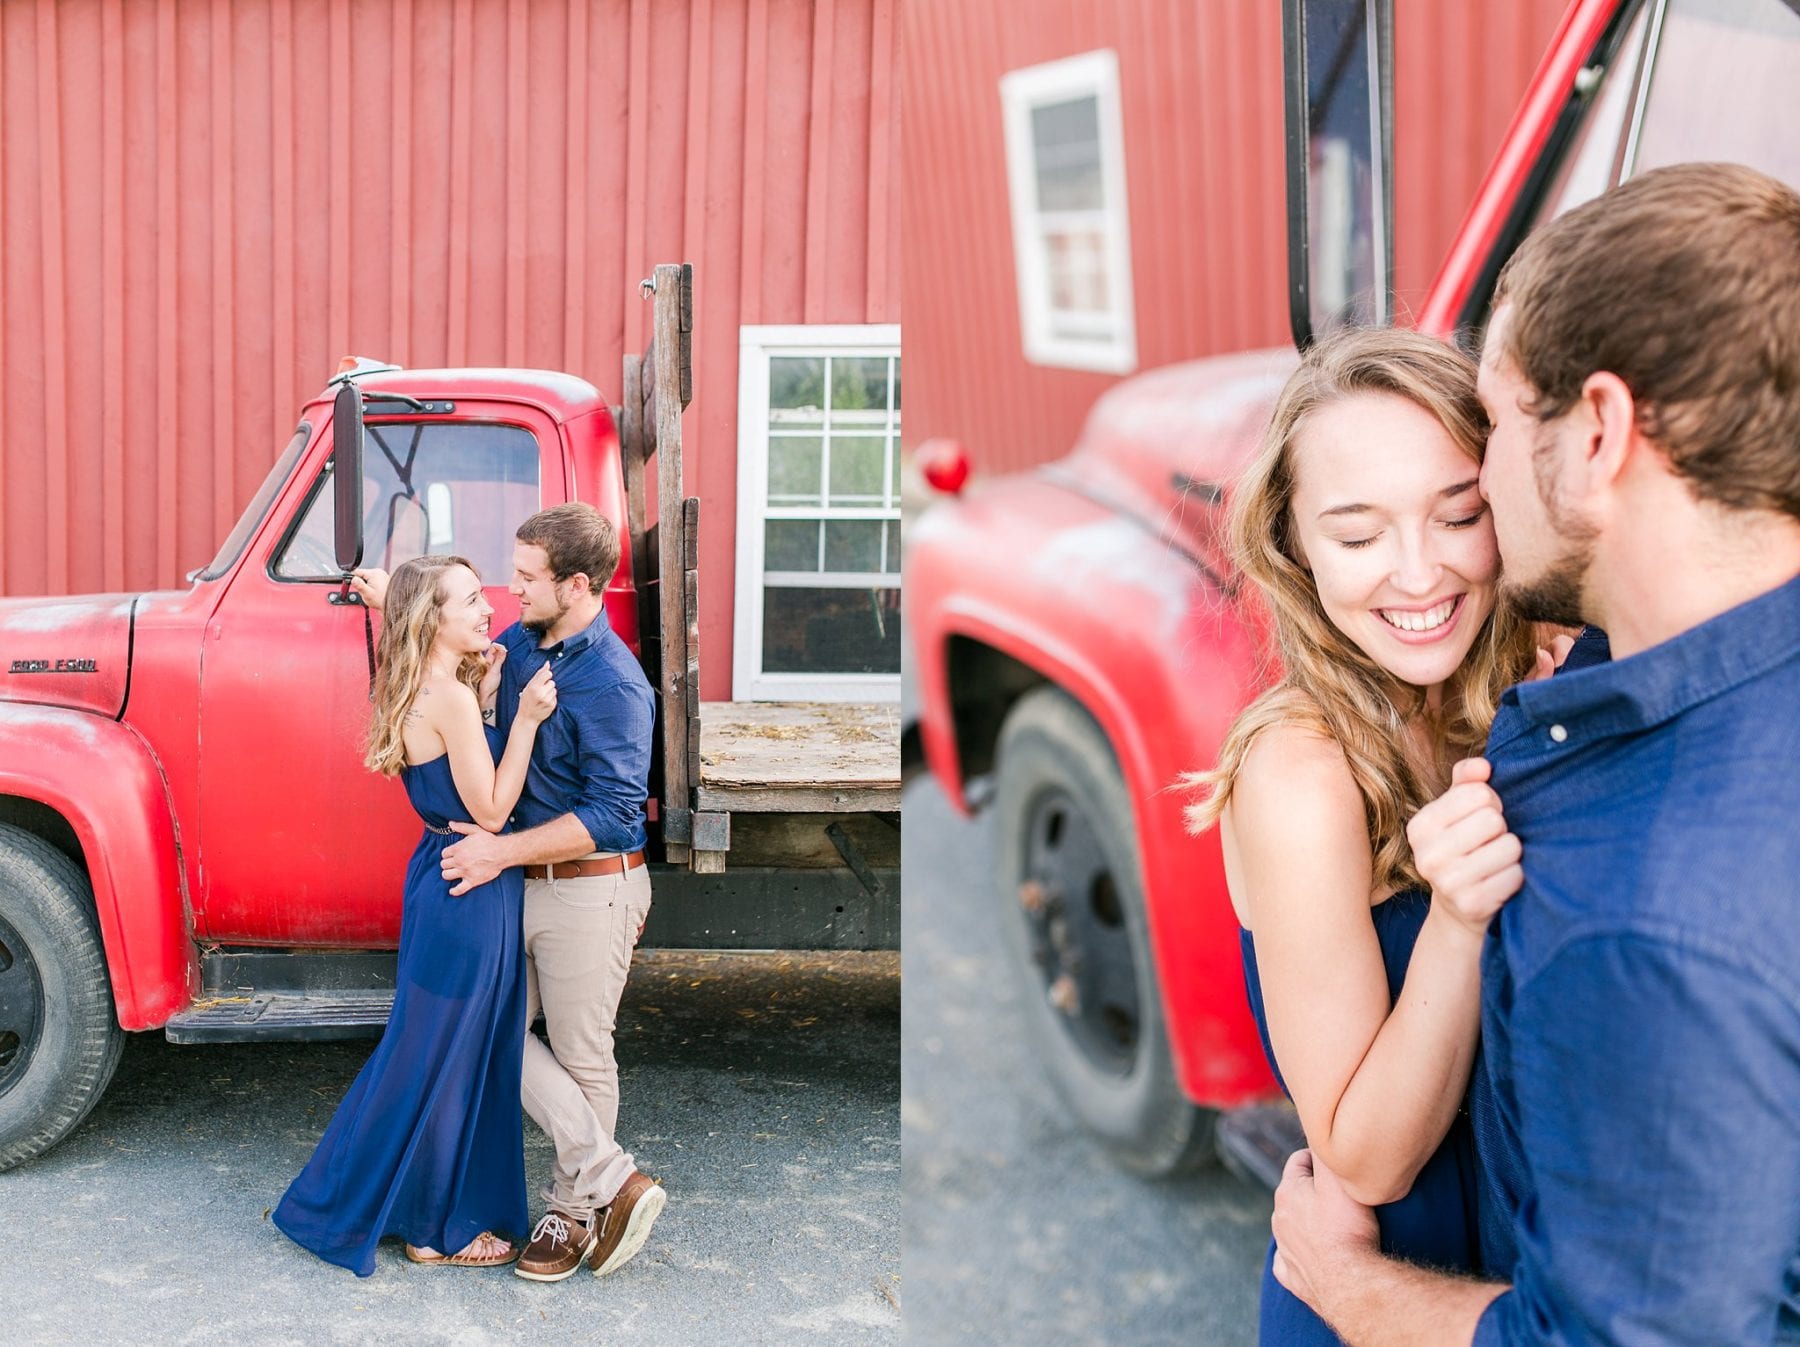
697, 701, 902, 814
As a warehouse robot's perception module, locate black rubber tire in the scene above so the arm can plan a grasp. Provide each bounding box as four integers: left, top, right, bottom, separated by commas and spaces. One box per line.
0, 823, 125, 1171
992, 687, 1216, 1177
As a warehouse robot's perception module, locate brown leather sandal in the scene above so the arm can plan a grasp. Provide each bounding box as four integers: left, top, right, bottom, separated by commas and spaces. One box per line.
404, 1233, 518, 1267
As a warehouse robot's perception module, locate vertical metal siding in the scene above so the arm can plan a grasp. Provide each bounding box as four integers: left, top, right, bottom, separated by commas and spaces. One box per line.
902, 0, 1569, 480
0, 0, 900, 701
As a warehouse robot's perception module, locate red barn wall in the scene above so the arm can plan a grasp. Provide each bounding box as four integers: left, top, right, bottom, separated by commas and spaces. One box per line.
0, 0, 900, 701
900, 0, 1570, 480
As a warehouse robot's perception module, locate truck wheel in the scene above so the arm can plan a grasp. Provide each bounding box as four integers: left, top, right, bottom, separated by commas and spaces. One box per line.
0, 824, 124, 1170
992, 688, 1215, 1176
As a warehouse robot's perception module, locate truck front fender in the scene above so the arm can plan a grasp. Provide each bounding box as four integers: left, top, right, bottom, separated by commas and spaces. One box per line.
0, 704, 197, 1029
909, 482, 1276, 1107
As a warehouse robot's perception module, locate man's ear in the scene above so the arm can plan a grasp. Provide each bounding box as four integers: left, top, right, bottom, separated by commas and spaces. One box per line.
564, 570, 594, 598
1575, 370, 1637, 493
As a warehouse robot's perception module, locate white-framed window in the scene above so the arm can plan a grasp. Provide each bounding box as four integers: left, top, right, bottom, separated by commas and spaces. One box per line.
734, 325, 902, 702
1000, 49, 1137, 375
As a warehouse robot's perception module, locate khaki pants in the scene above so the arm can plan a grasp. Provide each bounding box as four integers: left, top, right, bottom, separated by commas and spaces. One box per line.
519, 863, 651, 1222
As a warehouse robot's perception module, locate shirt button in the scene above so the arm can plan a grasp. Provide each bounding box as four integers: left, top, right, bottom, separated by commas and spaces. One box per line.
1549, 724, 1568, 743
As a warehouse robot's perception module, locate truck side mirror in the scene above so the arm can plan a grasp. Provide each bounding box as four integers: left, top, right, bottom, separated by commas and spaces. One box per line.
1282, 0, 1393, 350
332, 383, 365, 573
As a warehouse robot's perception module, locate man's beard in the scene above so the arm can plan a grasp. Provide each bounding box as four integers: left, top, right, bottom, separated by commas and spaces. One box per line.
521, 592, 571, 634
1500, 431, 1597, 626
1502, 541, 1592, 626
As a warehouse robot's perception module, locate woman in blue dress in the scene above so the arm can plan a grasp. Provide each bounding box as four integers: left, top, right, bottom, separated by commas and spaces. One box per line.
1186, 329, 1567, 1343
275, 554, 558, 1273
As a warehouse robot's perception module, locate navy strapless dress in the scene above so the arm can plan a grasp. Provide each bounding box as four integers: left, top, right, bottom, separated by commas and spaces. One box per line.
274, 729, 529, 1275
1241, 887, 1481, 1345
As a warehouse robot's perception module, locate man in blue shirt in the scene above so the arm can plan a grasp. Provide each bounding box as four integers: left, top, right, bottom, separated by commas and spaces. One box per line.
359, 502, 665, 1284
1270, 163, 1800, 1343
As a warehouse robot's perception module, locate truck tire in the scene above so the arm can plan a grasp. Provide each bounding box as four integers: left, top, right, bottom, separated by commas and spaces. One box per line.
0, 824, 124, 1170
992, 687, 1215, 1177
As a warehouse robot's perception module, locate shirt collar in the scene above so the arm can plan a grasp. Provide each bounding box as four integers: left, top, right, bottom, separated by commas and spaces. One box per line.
535, 607, 609, 659
1503, 571, 1800, 743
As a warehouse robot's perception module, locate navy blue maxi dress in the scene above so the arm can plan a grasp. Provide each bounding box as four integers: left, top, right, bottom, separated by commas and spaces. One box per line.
1240, 887, 1482, 1345
274, 729, 529, 1276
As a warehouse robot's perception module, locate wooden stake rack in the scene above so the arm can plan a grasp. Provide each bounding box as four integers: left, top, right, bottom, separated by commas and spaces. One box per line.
616, 263, 730, 874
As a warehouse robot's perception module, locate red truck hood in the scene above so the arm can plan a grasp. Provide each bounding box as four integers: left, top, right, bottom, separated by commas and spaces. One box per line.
1052, 347, 1298, 575
0, 593, 137, 718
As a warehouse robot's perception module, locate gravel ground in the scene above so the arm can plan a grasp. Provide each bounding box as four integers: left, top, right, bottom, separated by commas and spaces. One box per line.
901, 773, 1272, 1347
4, 949, 899, 1347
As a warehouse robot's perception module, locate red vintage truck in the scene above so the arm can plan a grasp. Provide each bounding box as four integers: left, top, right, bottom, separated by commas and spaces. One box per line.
906, 0, 1800, 1179
0, 265, 900, 1170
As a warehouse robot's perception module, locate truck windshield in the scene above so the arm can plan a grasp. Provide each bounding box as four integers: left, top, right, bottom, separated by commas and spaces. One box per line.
198, 423, 312, 582
1530, 0, 1800, 246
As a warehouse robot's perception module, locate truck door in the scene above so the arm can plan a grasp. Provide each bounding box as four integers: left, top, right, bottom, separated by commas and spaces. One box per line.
194, 401, 563, 945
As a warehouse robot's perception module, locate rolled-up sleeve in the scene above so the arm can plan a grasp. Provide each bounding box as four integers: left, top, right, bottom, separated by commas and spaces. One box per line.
1474, 932, 1800, 1346
567, 677, 655, 854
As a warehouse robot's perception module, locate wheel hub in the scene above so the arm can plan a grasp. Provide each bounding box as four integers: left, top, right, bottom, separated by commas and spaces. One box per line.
0, 912, 45, 1096
1018, 787, 1142, 1078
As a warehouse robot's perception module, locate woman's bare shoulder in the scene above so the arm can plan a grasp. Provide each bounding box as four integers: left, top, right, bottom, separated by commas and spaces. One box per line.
412, 675, 479, 726
1231, 714, 1363, 837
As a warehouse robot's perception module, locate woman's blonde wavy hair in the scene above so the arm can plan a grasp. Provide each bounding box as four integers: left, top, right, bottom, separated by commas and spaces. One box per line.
365, 555, 489, 777
1184, 327, 1536, 893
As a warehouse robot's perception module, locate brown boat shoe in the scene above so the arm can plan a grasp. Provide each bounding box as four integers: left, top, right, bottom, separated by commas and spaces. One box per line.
587, 1170, 666, 1278
512, 1208, 597, 1282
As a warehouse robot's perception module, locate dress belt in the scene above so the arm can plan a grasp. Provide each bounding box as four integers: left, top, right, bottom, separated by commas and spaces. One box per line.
523, 852, 646, 880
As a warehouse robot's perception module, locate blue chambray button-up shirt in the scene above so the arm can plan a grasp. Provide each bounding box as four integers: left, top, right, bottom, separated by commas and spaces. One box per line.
1471, 578, 1800, 1345
493, 608, 655, 855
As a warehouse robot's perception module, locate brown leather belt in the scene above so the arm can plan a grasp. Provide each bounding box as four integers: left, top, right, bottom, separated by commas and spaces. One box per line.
523, 851, 645, 880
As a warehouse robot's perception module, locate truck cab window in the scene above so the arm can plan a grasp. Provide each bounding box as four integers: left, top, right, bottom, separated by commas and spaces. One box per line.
273, 421, 541, 581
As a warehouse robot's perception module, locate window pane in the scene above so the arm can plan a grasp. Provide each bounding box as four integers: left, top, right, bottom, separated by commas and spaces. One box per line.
884, 520, 902, 574
1044, 224, 1110, 314
1032, 95, 1103, 211
1632, 0, 1800, 191
765, 519, 821, 572
274, 421, 540, 582
828, 436, 887, 504
891, 358, 901, 410
762, 586, 903, 675
830, 357, 892, 412
769, 436, 824, 505
823, 520, 885, 573
770, 357, 825, 410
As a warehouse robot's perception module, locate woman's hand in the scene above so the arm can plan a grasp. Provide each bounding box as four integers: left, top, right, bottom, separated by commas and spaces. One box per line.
478, 644, 507, 710
1407, 757, 1522, 936
516, 664, 558, 725
1529, 631, 1577, 681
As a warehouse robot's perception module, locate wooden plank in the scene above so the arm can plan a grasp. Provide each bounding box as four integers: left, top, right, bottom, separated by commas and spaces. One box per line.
684, 564, 701, 720
677, 262, 694, 407
652, 264, 691, 859
620, 353, 658, 675
697, 784, 902, 814
640, 334, 659, 457
698, 701, 901, 790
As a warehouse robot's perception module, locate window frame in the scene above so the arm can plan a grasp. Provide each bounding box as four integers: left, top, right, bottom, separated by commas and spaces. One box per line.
999, 48, 1138, 375
733, 324, 903, 703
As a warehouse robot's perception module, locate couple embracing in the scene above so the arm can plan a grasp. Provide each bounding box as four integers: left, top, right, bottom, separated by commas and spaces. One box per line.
272, 502, 666, 1282
1194, 162, 1800, 1344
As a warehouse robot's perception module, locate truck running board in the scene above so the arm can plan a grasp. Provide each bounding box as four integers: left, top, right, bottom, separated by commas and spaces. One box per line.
1214, 1103, 1306, 1192
164, 992, 394, 1044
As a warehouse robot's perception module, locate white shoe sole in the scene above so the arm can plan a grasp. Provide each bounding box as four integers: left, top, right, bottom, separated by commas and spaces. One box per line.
591, 1183, 666, 1278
